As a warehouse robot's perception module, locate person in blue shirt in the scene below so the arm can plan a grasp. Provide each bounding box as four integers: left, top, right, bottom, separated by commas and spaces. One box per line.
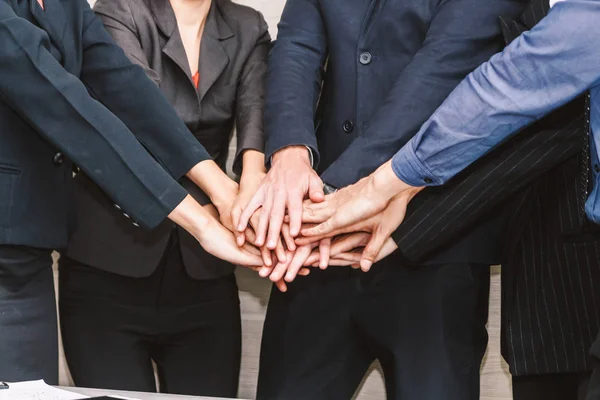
299, 0, 600, 269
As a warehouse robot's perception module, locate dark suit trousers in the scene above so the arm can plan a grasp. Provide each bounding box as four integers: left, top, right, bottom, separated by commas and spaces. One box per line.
513, 373, 590, 400
0, 245, 57, 384
587, 334, 600, 400
257, 260, 490, 400
58, 236, 241, 397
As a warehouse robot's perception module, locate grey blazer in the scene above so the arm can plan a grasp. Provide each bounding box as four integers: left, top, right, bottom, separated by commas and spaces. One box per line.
63, 0, 270, 280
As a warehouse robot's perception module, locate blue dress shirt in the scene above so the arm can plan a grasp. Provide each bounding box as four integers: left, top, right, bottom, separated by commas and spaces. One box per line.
391, 0, 600, 222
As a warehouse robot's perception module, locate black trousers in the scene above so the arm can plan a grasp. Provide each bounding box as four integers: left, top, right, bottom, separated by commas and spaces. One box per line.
0, 245, 57, 384
58, 237, 241, 397
257, 260, 490, 400
513, 373, 590, 400
587, 333, 600, 400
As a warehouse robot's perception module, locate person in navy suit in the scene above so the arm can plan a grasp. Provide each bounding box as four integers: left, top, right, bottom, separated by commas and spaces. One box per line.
232, 0, 528, 398
0, 0, 262, 385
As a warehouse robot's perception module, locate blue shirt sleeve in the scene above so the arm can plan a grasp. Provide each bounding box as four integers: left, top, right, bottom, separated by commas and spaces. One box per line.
391, 0, 600, 187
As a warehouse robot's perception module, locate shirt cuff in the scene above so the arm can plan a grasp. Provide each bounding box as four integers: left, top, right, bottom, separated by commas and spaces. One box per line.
391, 144, 442, 187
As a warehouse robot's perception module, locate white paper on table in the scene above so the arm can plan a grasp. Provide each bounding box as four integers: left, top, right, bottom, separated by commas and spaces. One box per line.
0, 380, 88, 400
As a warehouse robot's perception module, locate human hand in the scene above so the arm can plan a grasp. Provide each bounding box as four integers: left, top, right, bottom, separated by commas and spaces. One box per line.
169, 196, 263, 269
237, 146, 324, 250
230, 171, 290, 266
300, 161, 423, 240
304, 232, 398, 269
297, 193, 413, 271
266, 243, 318, 293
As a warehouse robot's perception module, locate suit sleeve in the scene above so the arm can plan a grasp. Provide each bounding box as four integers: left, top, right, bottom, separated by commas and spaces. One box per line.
319, 0, 526, 188
79, 3, 210, 182
0, 1, 194, 229
93, 0, 160, 85
232, 11, 271, 175
392, 96, 585, 263
263, 0, 328, 167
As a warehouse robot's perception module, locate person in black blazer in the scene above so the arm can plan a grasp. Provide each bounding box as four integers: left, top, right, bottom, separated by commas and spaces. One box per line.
233, 0, 527, 399
58, 0, 270, 396
0, 0, 263, 386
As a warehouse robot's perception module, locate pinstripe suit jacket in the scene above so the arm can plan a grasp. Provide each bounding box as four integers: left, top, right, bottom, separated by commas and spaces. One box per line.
393, 0, 600, 374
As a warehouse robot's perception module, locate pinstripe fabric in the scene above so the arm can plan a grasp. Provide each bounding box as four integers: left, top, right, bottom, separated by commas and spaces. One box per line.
392, 0, 600, 375
503, 155, 600, 375
391, 97, 585, 264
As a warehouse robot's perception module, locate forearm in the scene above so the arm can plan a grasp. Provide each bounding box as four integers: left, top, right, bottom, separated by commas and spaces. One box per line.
240, 150, 266, 178
186, 160, 238, 212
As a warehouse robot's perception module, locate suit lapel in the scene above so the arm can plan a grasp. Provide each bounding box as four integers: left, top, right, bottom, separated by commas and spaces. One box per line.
198, 2, 234, 101
150, 0, 192, 78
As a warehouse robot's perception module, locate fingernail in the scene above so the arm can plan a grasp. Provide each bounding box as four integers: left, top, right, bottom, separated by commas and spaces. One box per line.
285, 273, 293, 282
361, 260, 372, 272
259, 268, 269, 277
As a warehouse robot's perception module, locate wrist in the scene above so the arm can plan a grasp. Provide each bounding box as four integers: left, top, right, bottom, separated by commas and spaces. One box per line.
187, 161, 238, 210
371, 161, 423, 202
168, 195, 211, 238
272, 146, 311, 167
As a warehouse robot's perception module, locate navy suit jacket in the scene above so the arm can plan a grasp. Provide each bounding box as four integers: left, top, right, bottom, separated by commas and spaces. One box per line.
265, 0, 527, 264
0, 0, 210, 248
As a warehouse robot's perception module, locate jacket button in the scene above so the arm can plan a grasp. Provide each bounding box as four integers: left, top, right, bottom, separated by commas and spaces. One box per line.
424, 177, 433, 184
132, 222, 140, 228
53, 152, 64, 166
359, 52, 372, 65
342, 120, 354, 133
114, 204, 122, 211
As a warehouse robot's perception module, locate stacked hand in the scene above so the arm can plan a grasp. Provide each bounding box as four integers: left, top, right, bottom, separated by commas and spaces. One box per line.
233, 149, 425, 289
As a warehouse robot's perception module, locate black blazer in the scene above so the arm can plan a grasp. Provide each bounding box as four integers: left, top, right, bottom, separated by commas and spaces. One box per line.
265, 0, 527, 266
0, 0, 211, 249
63, 0, 270, 279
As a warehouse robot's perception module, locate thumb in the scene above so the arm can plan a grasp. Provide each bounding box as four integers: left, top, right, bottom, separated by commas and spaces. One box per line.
360, 229, 387, 272
308, 176, 325, 203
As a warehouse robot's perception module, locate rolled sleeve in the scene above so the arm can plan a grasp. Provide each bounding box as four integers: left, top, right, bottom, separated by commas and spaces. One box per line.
391, 144, 441, 186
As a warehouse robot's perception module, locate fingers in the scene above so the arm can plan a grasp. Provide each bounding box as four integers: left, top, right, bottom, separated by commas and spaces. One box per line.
237, 187, 265, 233
281, 223, 296, 252
269, 251, 293, 283
230, 206, 244, 246
287, 191, 304, 237
318, 238, 331, 270
308, 175, 325, 203
260, 246, 273, 270
360, 229, 388, 272
274, 237, 287, 264
328, 233, 370, 256
255, 191, 273, 247
303, 249, 321, 266
266, 190, 287, 249
274, 278, 288, 292
283, 245, 313, 282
